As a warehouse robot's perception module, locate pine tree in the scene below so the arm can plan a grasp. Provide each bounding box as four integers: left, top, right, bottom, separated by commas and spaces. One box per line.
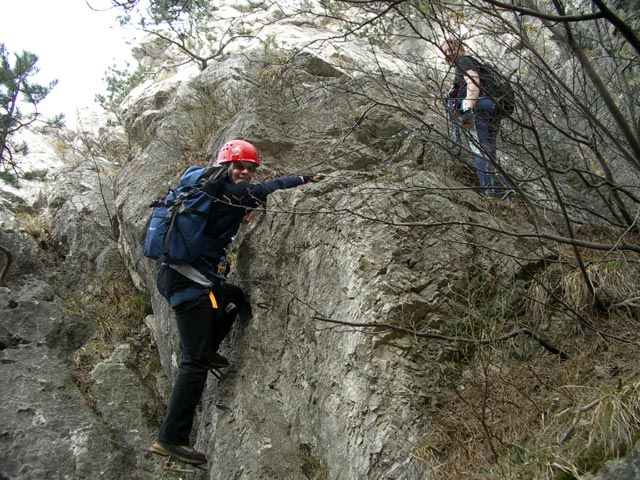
0, 43, 60, 172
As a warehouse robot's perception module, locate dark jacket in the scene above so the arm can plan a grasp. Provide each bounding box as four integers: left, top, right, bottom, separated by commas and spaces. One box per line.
158, 175, 306, 307
201, 176, 305, 263
451, 55, 482, 108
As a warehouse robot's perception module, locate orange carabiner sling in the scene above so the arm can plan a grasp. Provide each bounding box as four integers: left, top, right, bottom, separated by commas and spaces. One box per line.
208, 290, 218, 309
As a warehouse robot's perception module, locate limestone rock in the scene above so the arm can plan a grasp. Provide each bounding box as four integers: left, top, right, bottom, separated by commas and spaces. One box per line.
0, 280, 129, 480
47, 156, 118, 292
584, 441, 640, 480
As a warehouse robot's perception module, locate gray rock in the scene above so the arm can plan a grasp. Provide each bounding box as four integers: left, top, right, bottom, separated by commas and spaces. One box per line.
584, 441, 640, 480
109, 31, 560, 478
90, 344, 167, 478
47, 156, 117, 292
0, 281, 131, 480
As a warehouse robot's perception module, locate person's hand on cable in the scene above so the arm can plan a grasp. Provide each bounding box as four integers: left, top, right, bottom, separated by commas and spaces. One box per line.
302, 172, 326, 183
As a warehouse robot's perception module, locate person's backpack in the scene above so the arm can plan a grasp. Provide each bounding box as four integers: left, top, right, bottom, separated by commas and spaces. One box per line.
143, 164, 227, 264
479, 63, 516, 116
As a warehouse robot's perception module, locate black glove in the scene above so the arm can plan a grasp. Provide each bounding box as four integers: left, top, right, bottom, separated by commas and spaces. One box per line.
303, 173, 326, 183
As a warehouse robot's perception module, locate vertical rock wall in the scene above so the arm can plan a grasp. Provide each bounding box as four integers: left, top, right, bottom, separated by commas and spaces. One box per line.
113, 29, 548, 480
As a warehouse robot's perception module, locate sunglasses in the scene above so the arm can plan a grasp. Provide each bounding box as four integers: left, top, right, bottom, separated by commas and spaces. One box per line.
232, 162, 257, 173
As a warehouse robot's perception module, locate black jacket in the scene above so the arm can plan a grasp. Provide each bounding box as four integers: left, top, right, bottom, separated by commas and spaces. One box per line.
200, 175, 305, 263
451, 55, 482, 106
158, 174, 306, 307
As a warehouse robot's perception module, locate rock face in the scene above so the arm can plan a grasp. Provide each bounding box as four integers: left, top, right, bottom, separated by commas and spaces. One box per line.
584, 441, 640, 480
0, 274, 167, 479
112, 23, 552, 479
47, 156, 118, 291
0, 275, 125, 479
191, 171, 551, 479
0, 147, 168, 478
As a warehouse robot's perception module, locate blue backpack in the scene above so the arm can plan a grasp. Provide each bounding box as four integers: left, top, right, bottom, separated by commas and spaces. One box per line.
143, 165, 227, 264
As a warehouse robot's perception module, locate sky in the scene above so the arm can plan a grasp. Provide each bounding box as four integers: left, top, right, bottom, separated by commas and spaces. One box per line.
2, 0, 138, 129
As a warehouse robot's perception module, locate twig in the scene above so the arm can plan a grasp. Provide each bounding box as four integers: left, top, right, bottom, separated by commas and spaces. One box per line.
558, 398, 601, 444
312, 315, 568, 359
0, 244, 12, 286
612, 296, 640, 309
335, 208, 640, 255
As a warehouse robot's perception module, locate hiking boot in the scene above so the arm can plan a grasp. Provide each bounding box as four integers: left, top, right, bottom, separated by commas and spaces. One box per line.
150, 441, 207, 465
208, 352, 230, 369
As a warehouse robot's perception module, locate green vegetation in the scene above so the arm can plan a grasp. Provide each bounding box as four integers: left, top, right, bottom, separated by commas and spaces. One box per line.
36, 1, 638, 477
0, 43, 62, 174
109, 0, 250, 70
172, 79, 243, 167
96, 62, 147, 117
299, 443, 328, 480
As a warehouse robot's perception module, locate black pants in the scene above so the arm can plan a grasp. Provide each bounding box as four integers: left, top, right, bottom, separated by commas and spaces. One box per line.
157, 282, 244, 445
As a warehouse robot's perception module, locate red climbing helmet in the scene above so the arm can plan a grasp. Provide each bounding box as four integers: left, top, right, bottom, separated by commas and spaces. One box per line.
216, 140, 260, 166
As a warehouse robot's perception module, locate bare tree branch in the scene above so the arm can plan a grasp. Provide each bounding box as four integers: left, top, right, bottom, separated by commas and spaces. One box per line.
312, 315, 569, 358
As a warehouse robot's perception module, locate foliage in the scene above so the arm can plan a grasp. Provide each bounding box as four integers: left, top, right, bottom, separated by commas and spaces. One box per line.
0, 43, 62, 173
96, 62, 147, 116
311, 0, 640, 300
299, 443, 328, 479
102, 0, 260, 70
409, 252, 640, 479
245, 1, 639, 476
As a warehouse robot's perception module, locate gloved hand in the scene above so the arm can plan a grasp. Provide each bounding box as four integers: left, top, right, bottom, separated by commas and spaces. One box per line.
303, 172, 326, 183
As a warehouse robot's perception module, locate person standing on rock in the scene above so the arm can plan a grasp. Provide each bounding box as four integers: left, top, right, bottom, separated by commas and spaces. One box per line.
442, 38, 510, 197
150, 139, 324, 465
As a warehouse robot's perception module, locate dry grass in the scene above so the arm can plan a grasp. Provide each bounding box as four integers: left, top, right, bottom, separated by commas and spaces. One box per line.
480, 192, 537, 226
417, 334, 640, 479
525, 221, 640, 325
67, 270, 151, 404
15, 207, 50, 233
174, 79, 242, 167
414, 226, 640, 479
526, 259, 639, 326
